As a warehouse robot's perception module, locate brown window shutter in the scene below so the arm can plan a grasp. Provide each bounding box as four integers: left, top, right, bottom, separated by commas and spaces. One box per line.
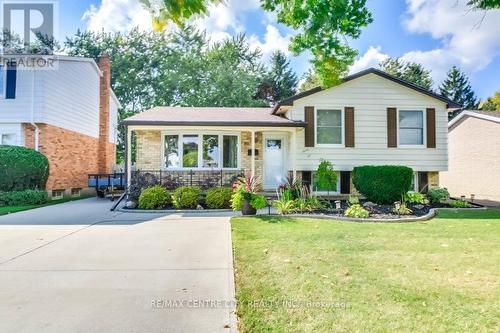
344, 107, 355, 147
426, 108, 436, 148
304, 106, 315, 147
387, 107, 397, 148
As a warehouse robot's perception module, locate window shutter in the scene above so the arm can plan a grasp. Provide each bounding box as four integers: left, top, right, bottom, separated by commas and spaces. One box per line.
426, 108, 436, 148
6, 62, 17, 99
344, 107, 355, 147
387, 107, 397, 148
304, 106, 315, 147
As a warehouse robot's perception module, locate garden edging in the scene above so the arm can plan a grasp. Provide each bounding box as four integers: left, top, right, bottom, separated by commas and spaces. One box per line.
118, 207, 234, 214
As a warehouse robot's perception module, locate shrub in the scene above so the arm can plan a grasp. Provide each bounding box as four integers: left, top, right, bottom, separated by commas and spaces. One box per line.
138, 185, 171, 209
427, 187, 450, 204
172, 186, 201, 209
273, 198, 296, 215
314, 160, 337, 192
405, 191, 426, 204
0, 189, 48, 207
251, 194, 267, 210
205, 187, 233, 209
344, 204, 369, 218
393, 203, 413, 215
352, 165, 414, 204
450, 200, 471, 208
0, 146, 49, 191
348, 195, 360, 205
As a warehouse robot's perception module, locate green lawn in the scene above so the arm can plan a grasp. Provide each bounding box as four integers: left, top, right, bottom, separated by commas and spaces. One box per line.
231, 209, 500, 332
0, 195, 94, 216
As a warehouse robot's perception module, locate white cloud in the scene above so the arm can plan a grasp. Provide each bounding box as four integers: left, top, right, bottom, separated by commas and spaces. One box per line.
249, 25, 291, 57
349, 46, 389, 74
82, 0, 152, 32
401, 0, 500, 82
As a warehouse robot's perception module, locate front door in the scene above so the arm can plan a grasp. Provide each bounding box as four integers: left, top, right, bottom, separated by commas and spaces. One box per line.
264, 137, 285, 189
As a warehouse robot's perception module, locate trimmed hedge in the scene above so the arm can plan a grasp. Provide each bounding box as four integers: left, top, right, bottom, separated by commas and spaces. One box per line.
172, 186, 201, 209
352, 165, 414, 204
205, 187, 232, 209
0, 145, 49, 191
0, 189, 48, 207
138, 185, 171, 209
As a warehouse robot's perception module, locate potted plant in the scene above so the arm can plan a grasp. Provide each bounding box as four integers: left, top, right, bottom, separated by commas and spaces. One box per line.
231, 174, 267, 215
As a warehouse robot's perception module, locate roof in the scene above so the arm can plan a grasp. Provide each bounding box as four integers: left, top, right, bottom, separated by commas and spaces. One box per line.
272, 67, 462, 114
122, 107, 307, 127
449, 110, 500, 129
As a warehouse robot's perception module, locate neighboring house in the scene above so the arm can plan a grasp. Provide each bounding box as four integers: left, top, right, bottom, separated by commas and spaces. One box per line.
122, 68, 460, 193
0, 55, 120, 197
440, 111, 500, 202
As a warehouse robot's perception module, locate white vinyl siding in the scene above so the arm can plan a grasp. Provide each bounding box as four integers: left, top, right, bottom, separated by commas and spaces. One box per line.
287, 73, 448, 172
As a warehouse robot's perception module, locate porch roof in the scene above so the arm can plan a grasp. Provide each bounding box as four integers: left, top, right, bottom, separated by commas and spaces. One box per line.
122, 107, 306, 127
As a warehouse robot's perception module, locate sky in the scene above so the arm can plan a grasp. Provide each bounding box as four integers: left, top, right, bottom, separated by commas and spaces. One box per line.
57, 0, 500, 99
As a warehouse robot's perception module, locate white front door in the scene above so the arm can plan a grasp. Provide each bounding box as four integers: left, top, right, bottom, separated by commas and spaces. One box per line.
263, 136, 285, 190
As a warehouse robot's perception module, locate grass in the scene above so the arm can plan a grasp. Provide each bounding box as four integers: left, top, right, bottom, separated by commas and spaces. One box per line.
231, 209, 500, 332
0, 195, 94, 216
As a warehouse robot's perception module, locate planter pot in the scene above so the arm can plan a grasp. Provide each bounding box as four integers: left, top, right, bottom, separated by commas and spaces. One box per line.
241, 199, 257, 216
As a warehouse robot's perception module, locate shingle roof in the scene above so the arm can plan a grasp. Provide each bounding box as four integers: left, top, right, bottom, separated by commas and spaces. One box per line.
272, 67, 462, 114
122, 107, 306, 127
473, 111, 500, 118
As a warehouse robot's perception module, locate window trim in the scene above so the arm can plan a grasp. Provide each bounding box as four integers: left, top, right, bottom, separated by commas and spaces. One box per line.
160, 131, 241, 171
0, 65, 6, 99
397, 109, 426, 148
314, 108, 345, 147
0, 133, 17, 145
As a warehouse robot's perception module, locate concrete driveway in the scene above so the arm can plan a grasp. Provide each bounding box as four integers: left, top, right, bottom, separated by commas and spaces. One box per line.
0, 198, 237, 333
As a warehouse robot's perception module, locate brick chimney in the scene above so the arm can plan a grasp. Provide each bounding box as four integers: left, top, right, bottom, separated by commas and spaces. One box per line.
97, 55, 112, 173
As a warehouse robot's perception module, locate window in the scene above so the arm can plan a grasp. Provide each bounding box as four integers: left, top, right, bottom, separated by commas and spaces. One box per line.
0, 133, 16, 145
399, 110, 424, 145
316, 109, 342, 145
203, 135, 219, 168
182, 135, 199, 168
0, 65, 5, 99
165, 135, 180, 168
51, 189, 64, 200
71, 188, 82, 197
163, 133, 239, 169
223, 135, 238, 168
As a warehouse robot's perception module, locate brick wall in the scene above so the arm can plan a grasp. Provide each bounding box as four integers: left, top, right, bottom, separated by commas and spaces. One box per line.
240, 131, 263, 180
136, 130, 162, 170
97, 55, 114, 173
22, 123, 101, 191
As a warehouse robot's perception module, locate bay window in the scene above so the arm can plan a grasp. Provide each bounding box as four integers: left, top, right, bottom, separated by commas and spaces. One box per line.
399, 110, 424, 146
316, 109, 342, 145
163, 133, 239, 169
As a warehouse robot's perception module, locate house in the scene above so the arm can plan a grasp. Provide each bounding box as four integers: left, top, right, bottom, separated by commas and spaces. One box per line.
0, 55, 120, 197
440, 111, 500, 202
122, 68, 460, 193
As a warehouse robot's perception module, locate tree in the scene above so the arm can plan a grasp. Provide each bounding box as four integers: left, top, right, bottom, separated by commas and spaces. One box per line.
467, 0, 500, 10
64, 27, 267, 162
380, 58, 434, 90
480, 91, 500, 110
254, 51, 298, 104
141, 0, 373, 88
439, 66, 478, 119
299, 69, 321, 92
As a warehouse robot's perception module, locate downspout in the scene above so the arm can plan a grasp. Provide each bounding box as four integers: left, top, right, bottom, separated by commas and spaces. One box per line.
30, 68, 39, 151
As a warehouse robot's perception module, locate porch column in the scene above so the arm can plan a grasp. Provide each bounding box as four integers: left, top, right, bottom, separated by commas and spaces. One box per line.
251, 130, 256, 177
291, 129, 297, 179
126, 126, 132, 192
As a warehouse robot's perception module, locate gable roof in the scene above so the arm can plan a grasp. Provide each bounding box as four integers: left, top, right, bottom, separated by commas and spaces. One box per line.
449, 110, 500, 130
272, 67, 462, 114
122, 106, 306, 127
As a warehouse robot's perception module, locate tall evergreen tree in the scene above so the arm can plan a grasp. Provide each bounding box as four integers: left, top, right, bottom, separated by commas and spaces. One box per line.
255, 51, 298, 104
380, 58, 434, 90
439, 66, 478, 119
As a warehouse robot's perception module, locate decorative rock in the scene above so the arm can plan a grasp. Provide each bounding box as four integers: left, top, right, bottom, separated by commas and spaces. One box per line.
125, 201, 137, 209
414, 204, 424, 209
196, 204, 204, 210
362, 201, 377, 208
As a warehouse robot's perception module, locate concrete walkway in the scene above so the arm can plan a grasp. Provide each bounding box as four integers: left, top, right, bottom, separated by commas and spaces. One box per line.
0, 198, 237, 333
